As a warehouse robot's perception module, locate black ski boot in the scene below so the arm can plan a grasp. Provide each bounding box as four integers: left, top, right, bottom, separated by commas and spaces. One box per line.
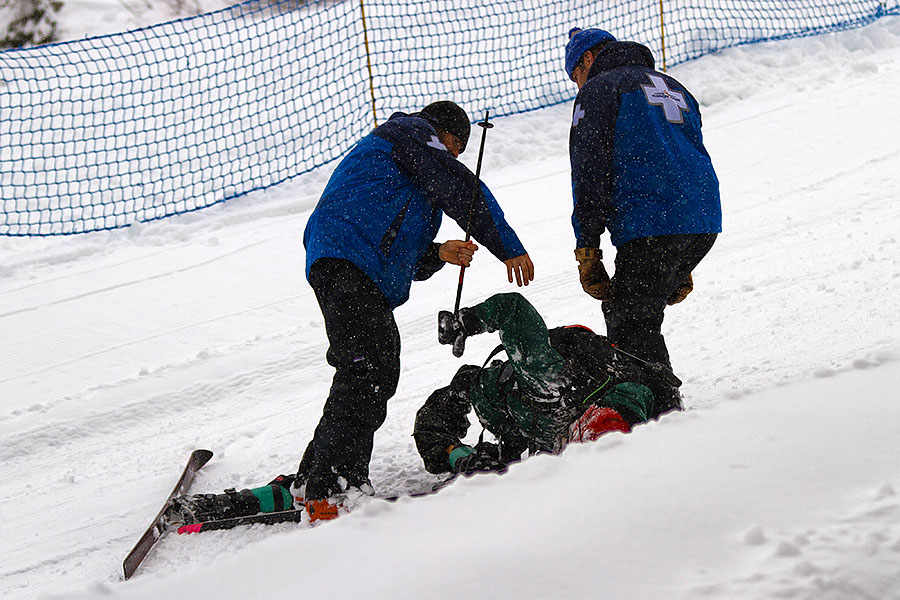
168, 477, 296, 524
169, 489, 261, 524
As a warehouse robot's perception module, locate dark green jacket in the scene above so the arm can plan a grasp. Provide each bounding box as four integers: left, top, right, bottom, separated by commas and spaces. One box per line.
414, 293, 654, 474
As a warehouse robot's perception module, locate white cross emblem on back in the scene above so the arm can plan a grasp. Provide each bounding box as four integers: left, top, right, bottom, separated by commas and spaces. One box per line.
641, 74, 689, 123
573, 103, 586, 127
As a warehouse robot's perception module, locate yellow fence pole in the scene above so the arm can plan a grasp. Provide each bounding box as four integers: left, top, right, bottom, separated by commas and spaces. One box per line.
359, 0, 378, 127
658, 0, 667, 72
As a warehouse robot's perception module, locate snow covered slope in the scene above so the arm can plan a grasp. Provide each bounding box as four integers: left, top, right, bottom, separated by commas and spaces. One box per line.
1, 15, 899, 600
55, 0, 233, 42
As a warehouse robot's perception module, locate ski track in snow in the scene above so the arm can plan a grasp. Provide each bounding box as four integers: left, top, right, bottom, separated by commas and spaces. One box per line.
2, 15, 900, 600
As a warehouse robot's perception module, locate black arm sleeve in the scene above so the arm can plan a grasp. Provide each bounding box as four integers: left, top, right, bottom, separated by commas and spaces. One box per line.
570, 78, 620, 248
412, 242, 445, 281
374, 115, 525, 261
413, 365, 480, 474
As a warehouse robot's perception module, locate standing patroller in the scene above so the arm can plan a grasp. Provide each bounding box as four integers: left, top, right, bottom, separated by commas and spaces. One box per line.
565, 28, 722, 412
300, 101, 534, 521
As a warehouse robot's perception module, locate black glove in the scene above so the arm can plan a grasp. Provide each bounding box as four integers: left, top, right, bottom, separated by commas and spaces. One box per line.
438, 307, 484, 358
449, 444, 506, 474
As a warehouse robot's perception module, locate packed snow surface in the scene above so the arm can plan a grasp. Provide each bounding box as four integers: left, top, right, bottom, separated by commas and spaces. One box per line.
2, 14, 900, 600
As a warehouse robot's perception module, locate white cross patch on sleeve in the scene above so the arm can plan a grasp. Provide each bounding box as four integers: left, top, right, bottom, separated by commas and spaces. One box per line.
427, 135, 448, 152
573, 103, 586, 127
641, 74, 689, 124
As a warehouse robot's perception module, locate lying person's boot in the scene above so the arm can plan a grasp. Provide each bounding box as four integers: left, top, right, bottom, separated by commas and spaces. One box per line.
169, 478, 296, 524
169, 489, 261, 524
438, 307, 486, 357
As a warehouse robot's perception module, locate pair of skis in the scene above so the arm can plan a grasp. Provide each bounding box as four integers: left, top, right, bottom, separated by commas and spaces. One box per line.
122, 450, 302, 580
123, 449, 453, 580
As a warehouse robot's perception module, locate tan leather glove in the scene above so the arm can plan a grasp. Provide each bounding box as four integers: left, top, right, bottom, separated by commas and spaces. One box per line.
667, 273, 693, 305
575, 247, 611, 300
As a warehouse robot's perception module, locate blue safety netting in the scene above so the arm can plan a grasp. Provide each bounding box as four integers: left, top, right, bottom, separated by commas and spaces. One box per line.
1, 0, 897, 235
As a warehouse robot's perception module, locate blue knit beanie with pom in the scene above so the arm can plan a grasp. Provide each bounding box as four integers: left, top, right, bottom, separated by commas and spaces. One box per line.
565, 27, 616, 78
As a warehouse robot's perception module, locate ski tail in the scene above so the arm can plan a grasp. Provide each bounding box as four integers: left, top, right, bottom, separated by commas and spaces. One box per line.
122, 449, 214, 580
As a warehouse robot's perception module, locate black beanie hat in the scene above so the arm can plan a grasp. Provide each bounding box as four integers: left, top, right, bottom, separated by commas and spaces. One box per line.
420, 101, 471, 153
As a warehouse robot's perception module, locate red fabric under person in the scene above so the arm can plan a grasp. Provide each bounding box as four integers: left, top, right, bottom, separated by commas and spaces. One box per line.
568, 405, 631, 443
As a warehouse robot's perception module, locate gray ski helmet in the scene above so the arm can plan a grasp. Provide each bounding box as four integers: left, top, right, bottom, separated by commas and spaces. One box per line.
420, 101, 471, 153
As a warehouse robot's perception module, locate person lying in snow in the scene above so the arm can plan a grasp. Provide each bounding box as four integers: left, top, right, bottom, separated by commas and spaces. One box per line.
415, 292, 681, 475
165, 292, 681, 525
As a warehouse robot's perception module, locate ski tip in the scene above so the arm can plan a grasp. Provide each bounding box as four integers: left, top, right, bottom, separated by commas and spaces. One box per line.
192, 449, 214, 466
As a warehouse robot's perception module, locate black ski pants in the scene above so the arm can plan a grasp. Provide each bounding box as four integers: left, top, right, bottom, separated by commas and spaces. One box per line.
301, 258, 400, 500
602, 233, 717, 368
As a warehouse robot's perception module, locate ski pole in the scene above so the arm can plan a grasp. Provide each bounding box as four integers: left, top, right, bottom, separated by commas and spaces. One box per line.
453, 109, 493, 315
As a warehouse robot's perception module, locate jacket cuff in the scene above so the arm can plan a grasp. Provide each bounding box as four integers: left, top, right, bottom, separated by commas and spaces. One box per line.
413, 243, 445, 281
448, 445, 474, 470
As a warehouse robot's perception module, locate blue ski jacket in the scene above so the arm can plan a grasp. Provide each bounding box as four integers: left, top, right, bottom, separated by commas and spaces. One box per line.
570, 41, 722, 249
304, 111, 527, 309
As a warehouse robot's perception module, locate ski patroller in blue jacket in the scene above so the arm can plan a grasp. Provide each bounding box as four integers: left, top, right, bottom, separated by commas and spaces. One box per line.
570, 41, 722, 249
304, 112, 527, 309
